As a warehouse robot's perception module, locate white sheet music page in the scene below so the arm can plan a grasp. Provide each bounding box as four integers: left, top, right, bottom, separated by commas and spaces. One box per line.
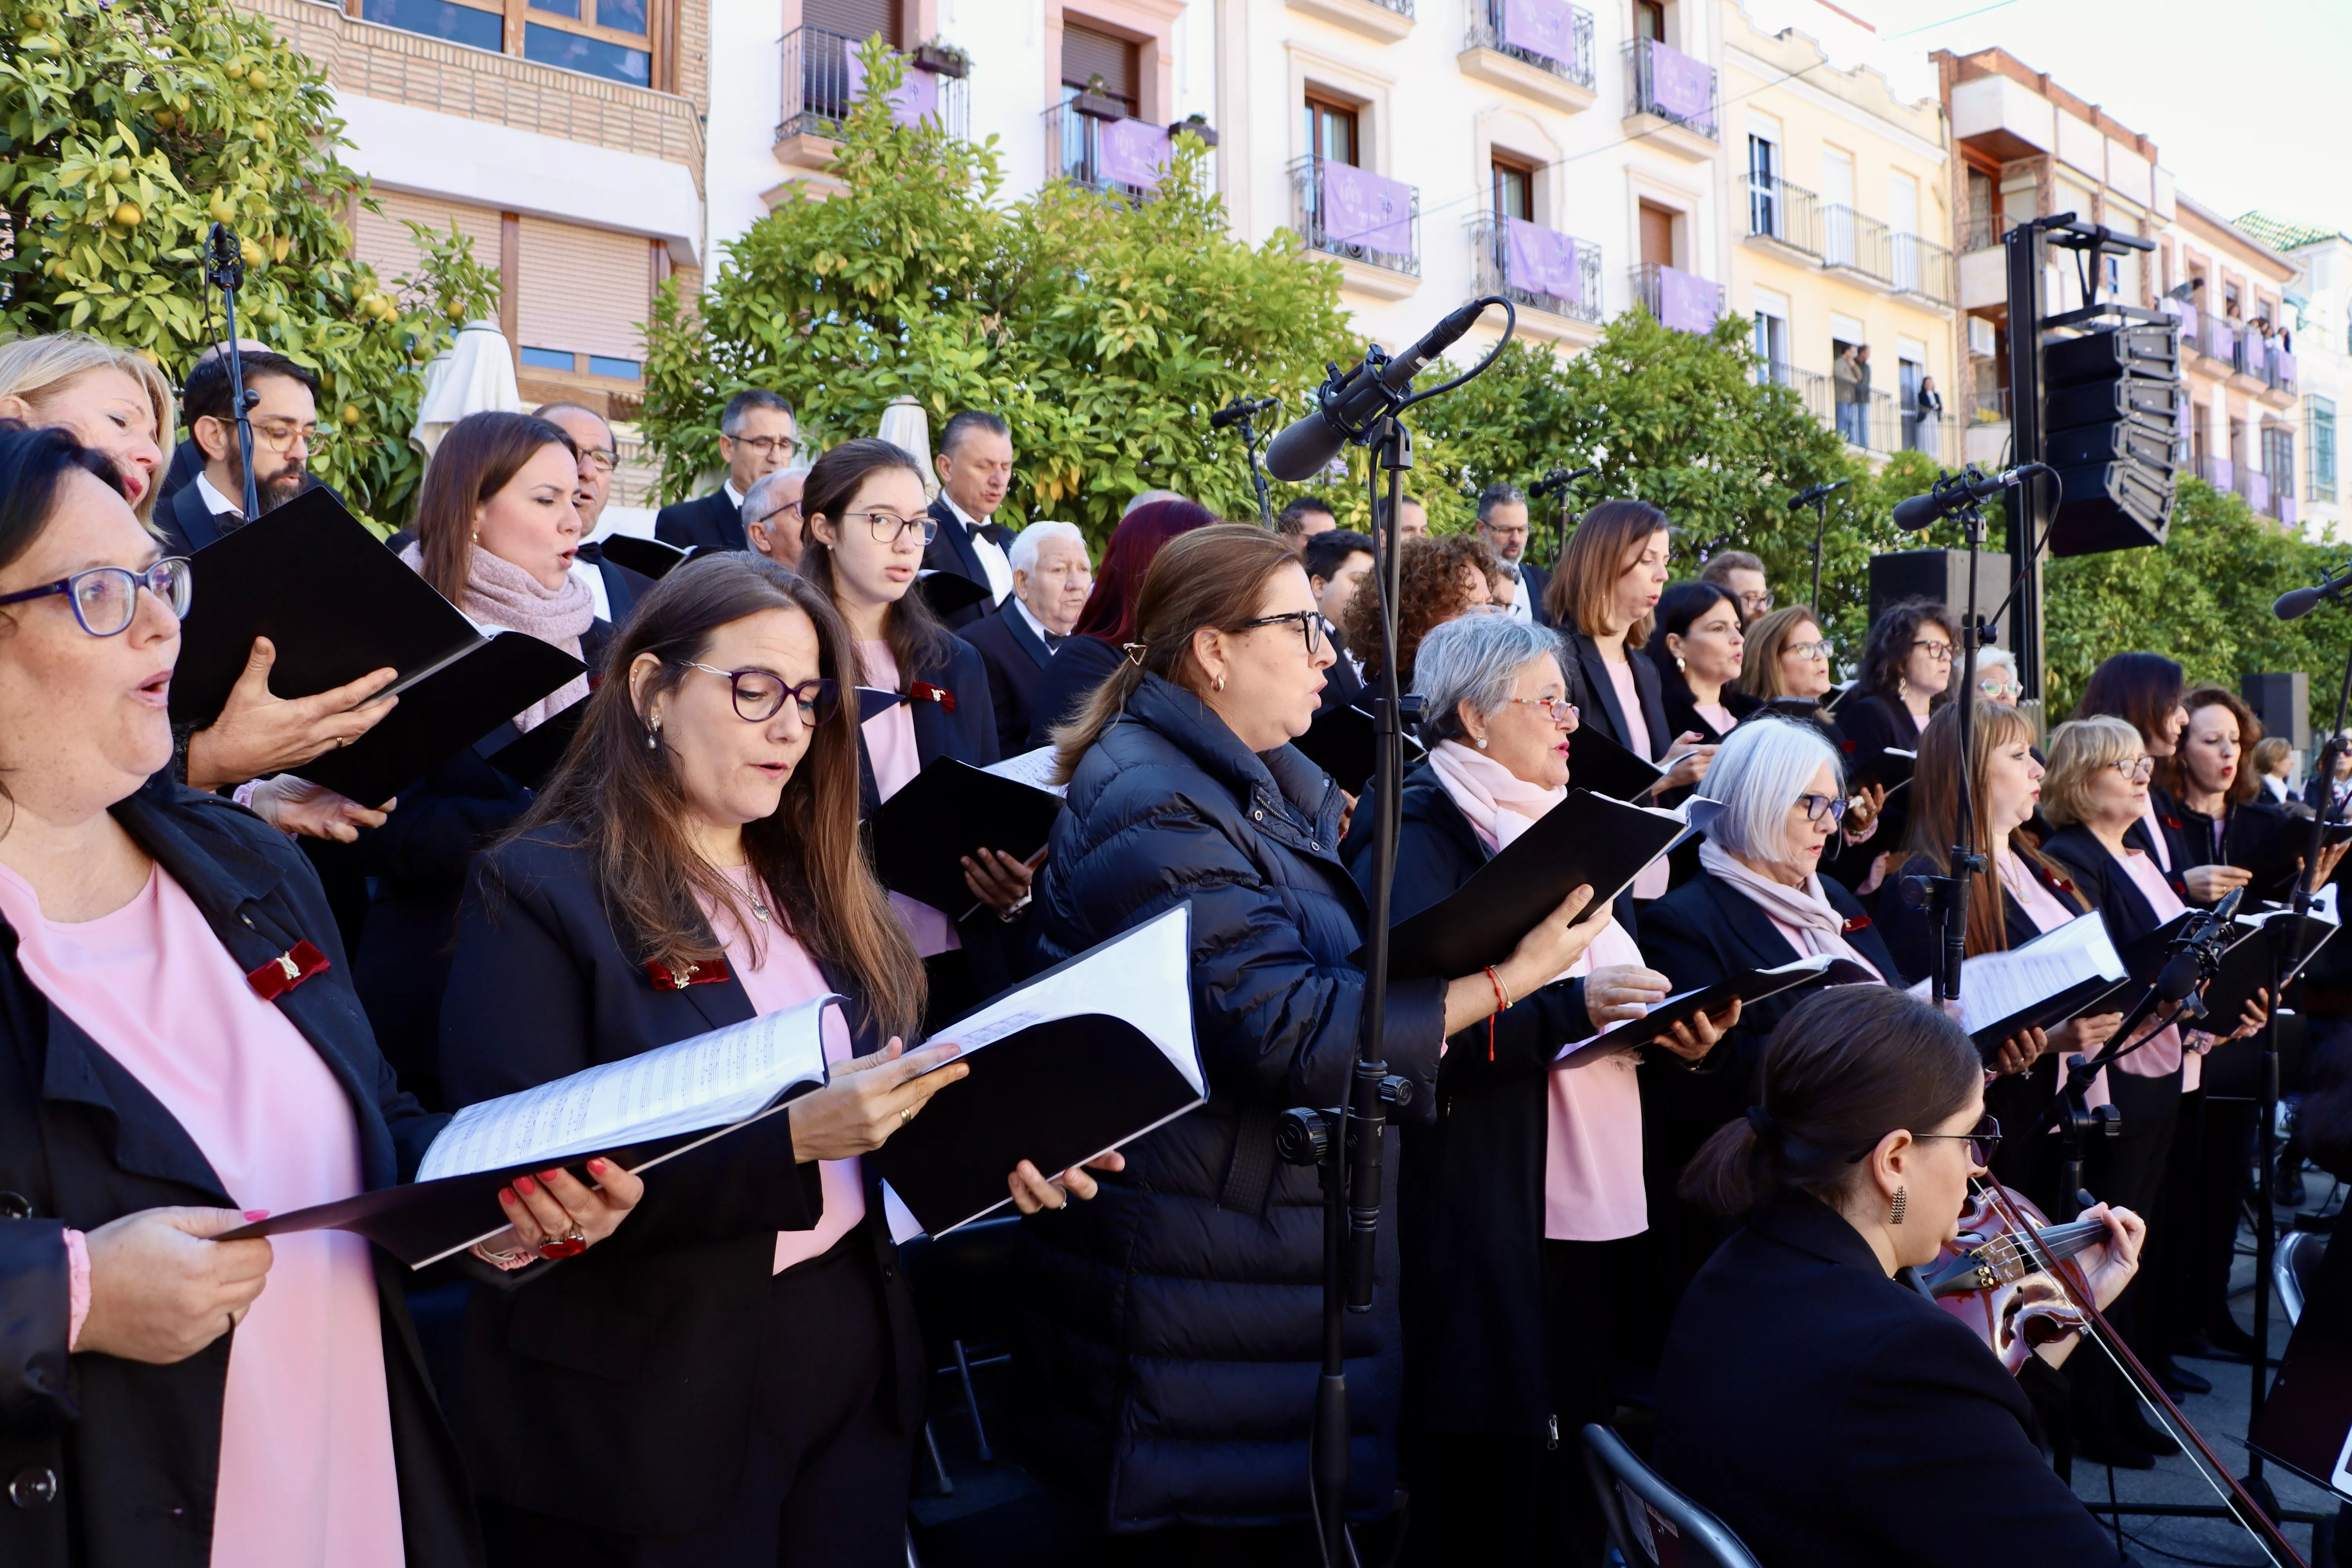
983, 745, 1068, 798
416, 994, 840, 1181
1906, 912, 2124, 1038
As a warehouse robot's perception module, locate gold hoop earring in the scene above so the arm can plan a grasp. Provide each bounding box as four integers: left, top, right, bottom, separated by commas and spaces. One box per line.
1889, 1187, 1907, 1226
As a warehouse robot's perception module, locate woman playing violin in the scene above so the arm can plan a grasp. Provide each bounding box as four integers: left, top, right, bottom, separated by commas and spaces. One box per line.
1653, 985, 2140, 1567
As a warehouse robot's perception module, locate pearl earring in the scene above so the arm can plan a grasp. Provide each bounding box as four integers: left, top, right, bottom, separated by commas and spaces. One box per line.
646, 716, 662, 750
1676, 655, 1686, 674
1475, 736, 1489, 750
1889, 1187, 1907, 1226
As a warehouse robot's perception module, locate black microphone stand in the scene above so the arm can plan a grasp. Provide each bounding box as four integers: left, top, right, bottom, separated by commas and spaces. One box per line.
1276, 301, 1516, 1568
1219, 398, 1278, 531
203, 222, 261, 521
1807, 488, 1830, 615
1900, 473, 1990, 1009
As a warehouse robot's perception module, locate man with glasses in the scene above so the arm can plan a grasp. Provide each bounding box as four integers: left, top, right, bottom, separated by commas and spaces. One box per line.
537, 401, 656, 628
741, 467, 807, 572
924, 408, 1019, 629
156, 349, 321, 556
656, 387, 795, 554
1475, 482, 1550, 627
1697, 549, 1772, 627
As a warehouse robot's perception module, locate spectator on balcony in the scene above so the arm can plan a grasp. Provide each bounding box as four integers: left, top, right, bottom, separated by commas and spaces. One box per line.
657, 388, 796, 555
924, 409, 1019, 629
742, 467, 807, 573
1910, 376, 1944, 454
1276, 494, 1338, 548
1477, 481, 1551, 627
1697, 548, 1771, 626
1833, 344, 1870, 446
962, 519, 1094, 756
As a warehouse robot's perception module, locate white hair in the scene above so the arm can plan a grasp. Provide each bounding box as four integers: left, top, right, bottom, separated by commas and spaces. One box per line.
1124, 488, 1186, 517
1010, 519, 1088, 577
1692, 717, 1842, 862
1973, 646, 2017, 677
740, 466, 802, 525
1412, 616, 1566, 744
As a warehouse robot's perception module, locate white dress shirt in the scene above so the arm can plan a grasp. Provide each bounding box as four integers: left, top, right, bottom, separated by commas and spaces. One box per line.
942, 493, 1015, 603
1011, 593, 1061, 650
194, 471, 243, 519
1497, 560, 1533, 623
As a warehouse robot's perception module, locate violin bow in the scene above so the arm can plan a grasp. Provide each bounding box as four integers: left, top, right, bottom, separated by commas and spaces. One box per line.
1975, 1176, 2309, 1568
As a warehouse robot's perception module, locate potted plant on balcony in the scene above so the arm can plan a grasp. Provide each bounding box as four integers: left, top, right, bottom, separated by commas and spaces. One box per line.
1071, 74, 1126, 120
1169, 111, 1218, 148
911, 37, 969, 78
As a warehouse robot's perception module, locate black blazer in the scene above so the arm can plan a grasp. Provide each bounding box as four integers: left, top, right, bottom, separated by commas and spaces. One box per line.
1653, 1189, 2119, 1568
922, 495, 1005, 630
572, 541, 656, 633
653, 488, 743, 554
153, 479, 232, 557
1558, 626, 1672, 762
960, 601, 1057, 757
0, 777, 477, 1568
156, 436, 204, 505
1517, 560, 1554, 628
1315, 620, 1368, 716
2041, 825, 2164, 949
436, 828, 921, 1537
1659, 679, 1759, 749
1352, 768, 1630, 1440
1024, 633, 1126, 751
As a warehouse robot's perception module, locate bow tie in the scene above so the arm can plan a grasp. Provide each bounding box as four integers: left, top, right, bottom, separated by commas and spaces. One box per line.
1042, 629, 1065, 649
971, 519, 1012, 547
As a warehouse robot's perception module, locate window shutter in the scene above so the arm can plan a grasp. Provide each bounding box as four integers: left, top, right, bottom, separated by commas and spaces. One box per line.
348, 193, 501, 295
805, 0, 898, 45
1061, 22, 1136, 102
515, 218, 650, 364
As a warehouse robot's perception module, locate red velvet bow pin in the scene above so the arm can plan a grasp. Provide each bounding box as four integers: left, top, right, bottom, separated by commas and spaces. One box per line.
1841, 915, 1873, 934
246, 941, 332, 1001
911, 682, 956, 713
645, 957, 732, 991
2162, 815, 2183, 831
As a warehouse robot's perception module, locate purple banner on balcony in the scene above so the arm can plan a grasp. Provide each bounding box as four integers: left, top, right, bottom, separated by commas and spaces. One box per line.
1505, 218, 1581, 303
1099, 116, 1170, 189
1502, 0, 1575, 60
1321, 160, 1413, 256
2276, 348, 2298, 385
2203, 318, 2234, 361
1657, 263, 1715, 333
2209, 456, 2234, 492
2283, 495, 2299, 528
842, 41, 937, 127
1647, 41, 1712, 120
2250, 471, 2270, 513
2165, 300, 2198, 342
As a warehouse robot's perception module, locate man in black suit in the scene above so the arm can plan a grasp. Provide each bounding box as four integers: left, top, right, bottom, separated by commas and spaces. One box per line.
155, 348, 323, 557
1476, 481, 1553, 628
655, 387, 795, 553
961, 520, 1093, 754
923, 408, 1018, 628
1303, 528, 1373, 713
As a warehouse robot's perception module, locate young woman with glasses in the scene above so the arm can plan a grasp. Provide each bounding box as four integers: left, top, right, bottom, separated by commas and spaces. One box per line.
796, 437, 1026, 1023
1654, 986, 2143, 1567
435, 555, 1099, 1564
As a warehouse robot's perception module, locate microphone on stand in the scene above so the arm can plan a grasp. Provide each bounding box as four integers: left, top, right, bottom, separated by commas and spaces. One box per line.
1891, 463, 2054, 532
1788, 479, 1848, 511
2276, 568, 2352, 621
1210, 396, 1278, 431
1265, 299, 1498, 481
1530, 464, 1598, 500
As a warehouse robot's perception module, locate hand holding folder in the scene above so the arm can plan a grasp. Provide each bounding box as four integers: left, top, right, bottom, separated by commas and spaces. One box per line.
865, 757, 1064, 916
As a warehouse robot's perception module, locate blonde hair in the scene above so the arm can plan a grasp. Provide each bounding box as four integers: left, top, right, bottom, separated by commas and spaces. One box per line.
0, 333, 174, 523
1736, 604, 1822, 700
2042, 714, 2143, 829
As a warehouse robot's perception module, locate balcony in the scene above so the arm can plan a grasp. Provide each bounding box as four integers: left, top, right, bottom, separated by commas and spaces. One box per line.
1758, 359, 1829, 422
776, 26, 967, 170
1631, 262, 1720, 332
1471, 215, 1601, 343
1285, 0, 1414, 43
1820, 204, 1891, 286
2196, 454, 2235, 492
1745, 175, 1819, 261
1459, 1, 1596, 114
1041, 102, 1196, 204
1622, 37, 1716, 159
1292, 156, 1421, 299
1891, 234, 1955, 307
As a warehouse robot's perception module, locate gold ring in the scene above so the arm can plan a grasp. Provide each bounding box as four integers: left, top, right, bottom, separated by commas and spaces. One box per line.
900, 1106, 916, 1123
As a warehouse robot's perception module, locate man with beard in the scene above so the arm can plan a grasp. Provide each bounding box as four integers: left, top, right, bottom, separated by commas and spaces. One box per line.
157, 348, 321, 555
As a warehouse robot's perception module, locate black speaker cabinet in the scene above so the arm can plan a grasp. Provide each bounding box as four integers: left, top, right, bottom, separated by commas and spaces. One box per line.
2242, 670, 2312, 755
1868, 549, 2013, 641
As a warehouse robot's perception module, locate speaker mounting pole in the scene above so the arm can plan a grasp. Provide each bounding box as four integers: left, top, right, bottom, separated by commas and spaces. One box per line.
2003, 219, 2049, 709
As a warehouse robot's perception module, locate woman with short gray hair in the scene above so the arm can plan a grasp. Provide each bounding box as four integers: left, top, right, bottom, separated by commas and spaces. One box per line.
1357, 612, 1735, 1561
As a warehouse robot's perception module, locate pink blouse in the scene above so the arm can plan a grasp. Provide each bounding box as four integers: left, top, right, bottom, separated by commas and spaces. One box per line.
698, 867, 866, 1272
1603, 657, 1670, 901
2115, 848, 2192, 1082
1997, 847, 2077, 935
0, 862, 402, 1568
1548, 918, 1650, 1242
858, 640, 960, 958
1691, 700, 1735, 735
2138, 795, 2173, 873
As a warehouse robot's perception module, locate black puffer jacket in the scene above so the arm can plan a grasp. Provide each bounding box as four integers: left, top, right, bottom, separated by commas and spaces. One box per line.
1016, 673, 1448, 1533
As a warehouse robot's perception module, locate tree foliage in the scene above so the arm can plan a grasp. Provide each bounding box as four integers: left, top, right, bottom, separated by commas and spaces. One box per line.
0, 0, 499, 523
640, 42, 1356, 535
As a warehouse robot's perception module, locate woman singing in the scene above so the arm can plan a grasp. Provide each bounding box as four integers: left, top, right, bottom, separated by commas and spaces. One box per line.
1020, 525, 1594, 1554
437, 554, 1097, 1563
1653, 986, 2139, 1567
1734, 604, 1837, 709
2071, 652, 2190, 897
0, 420, 640, 1568
1648, 580, 1756, 746
1371, 614, 1731, 1566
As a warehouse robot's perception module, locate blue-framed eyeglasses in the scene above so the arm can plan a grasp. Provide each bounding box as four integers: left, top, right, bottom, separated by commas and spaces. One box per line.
0, 559, 192, 637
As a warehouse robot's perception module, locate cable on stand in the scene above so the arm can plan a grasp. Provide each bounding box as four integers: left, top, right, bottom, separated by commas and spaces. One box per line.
1530, 463, 1598, 575
1263, 297, 1518, 1567
203, 222, 261, 521
1212, 396, 1282, 531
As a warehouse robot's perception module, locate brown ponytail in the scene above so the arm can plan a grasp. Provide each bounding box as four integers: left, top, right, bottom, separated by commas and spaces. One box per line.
1678, 986, 1981, 1216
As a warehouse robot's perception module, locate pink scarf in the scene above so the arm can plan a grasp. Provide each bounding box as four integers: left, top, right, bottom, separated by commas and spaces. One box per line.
403, 542, 593, 732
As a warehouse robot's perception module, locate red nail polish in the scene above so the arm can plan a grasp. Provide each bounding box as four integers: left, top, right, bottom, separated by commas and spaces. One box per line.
587, 1158, 608, 1174
243, 1209, 270, 1221
514, 1175, 537, 1195
499, 1188, 517, 1206
539, 1171, 562, 1183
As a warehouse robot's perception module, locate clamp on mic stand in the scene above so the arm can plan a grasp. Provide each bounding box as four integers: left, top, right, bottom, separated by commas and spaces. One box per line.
1213, 396, 1281, 530
203, 222, 262, 522
1530, 463, 1598, 572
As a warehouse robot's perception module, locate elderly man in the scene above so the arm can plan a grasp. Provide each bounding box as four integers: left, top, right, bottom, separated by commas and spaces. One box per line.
535, 400, 653, 627
743, 468, 806, 572
960, 520, 1093, 754
1475, 481, 1550, 627
656, 387, 796, 553
925, 408, 1018, 628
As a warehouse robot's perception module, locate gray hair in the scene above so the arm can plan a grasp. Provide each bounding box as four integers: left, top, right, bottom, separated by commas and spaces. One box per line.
1691, 717, 1842, 861
720, 387, 793, 437
740, 466, 802, 526
1010, 519, 1087, 576
1125, 487, 1187, 517
1477, 481, 1527, 521
1412, 616, 1568, 744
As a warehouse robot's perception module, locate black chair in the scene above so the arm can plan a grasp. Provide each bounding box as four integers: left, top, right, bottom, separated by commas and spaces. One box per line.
1581, 1424, 1764, 1568
2277, 1228, 2329, 1327
897, 1216, 1024, 1488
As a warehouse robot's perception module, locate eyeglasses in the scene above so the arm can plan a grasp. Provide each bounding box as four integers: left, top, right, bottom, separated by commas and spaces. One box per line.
727, 434, 799, 461
1976, 676, 2021, 698
755, 501, 803, 529
681, 662, 840, 726
2109, 756, 2156, 784
1784, 639, 1833, 660
1848, 1114, 2002, 1167
1796, 792, 1849, 825
1505, 695, 1578, 726
1737, 591, 1773, 614
580, 448, 618, 474
1911, 639, 1955, 663
853, 510, 936, 546
0, 558, 192, 636
1232, 609, 1326, 659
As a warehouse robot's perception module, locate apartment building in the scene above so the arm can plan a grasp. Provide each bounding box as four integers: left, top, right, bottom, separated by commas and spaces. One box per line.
2236, 212, 2344, 541
2157, 198, 2299, 528
1724, 1, 1956, 464
1932, 48, 2171, 471
241, 0, 708, 426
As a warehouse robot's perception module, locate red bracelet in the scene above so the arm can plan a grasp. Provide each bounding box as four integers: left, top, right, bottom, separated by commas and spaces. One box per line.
1484, 965, 1510, 1061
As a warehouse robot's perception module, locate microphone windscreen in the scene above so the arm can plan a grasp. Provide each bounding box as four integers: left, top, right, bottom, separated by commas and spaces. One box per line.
1891, 492, 1944, 532
1264, 409, 1345, 484
2156, 951, 2202, 1003
2276, 586, 2322, 621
